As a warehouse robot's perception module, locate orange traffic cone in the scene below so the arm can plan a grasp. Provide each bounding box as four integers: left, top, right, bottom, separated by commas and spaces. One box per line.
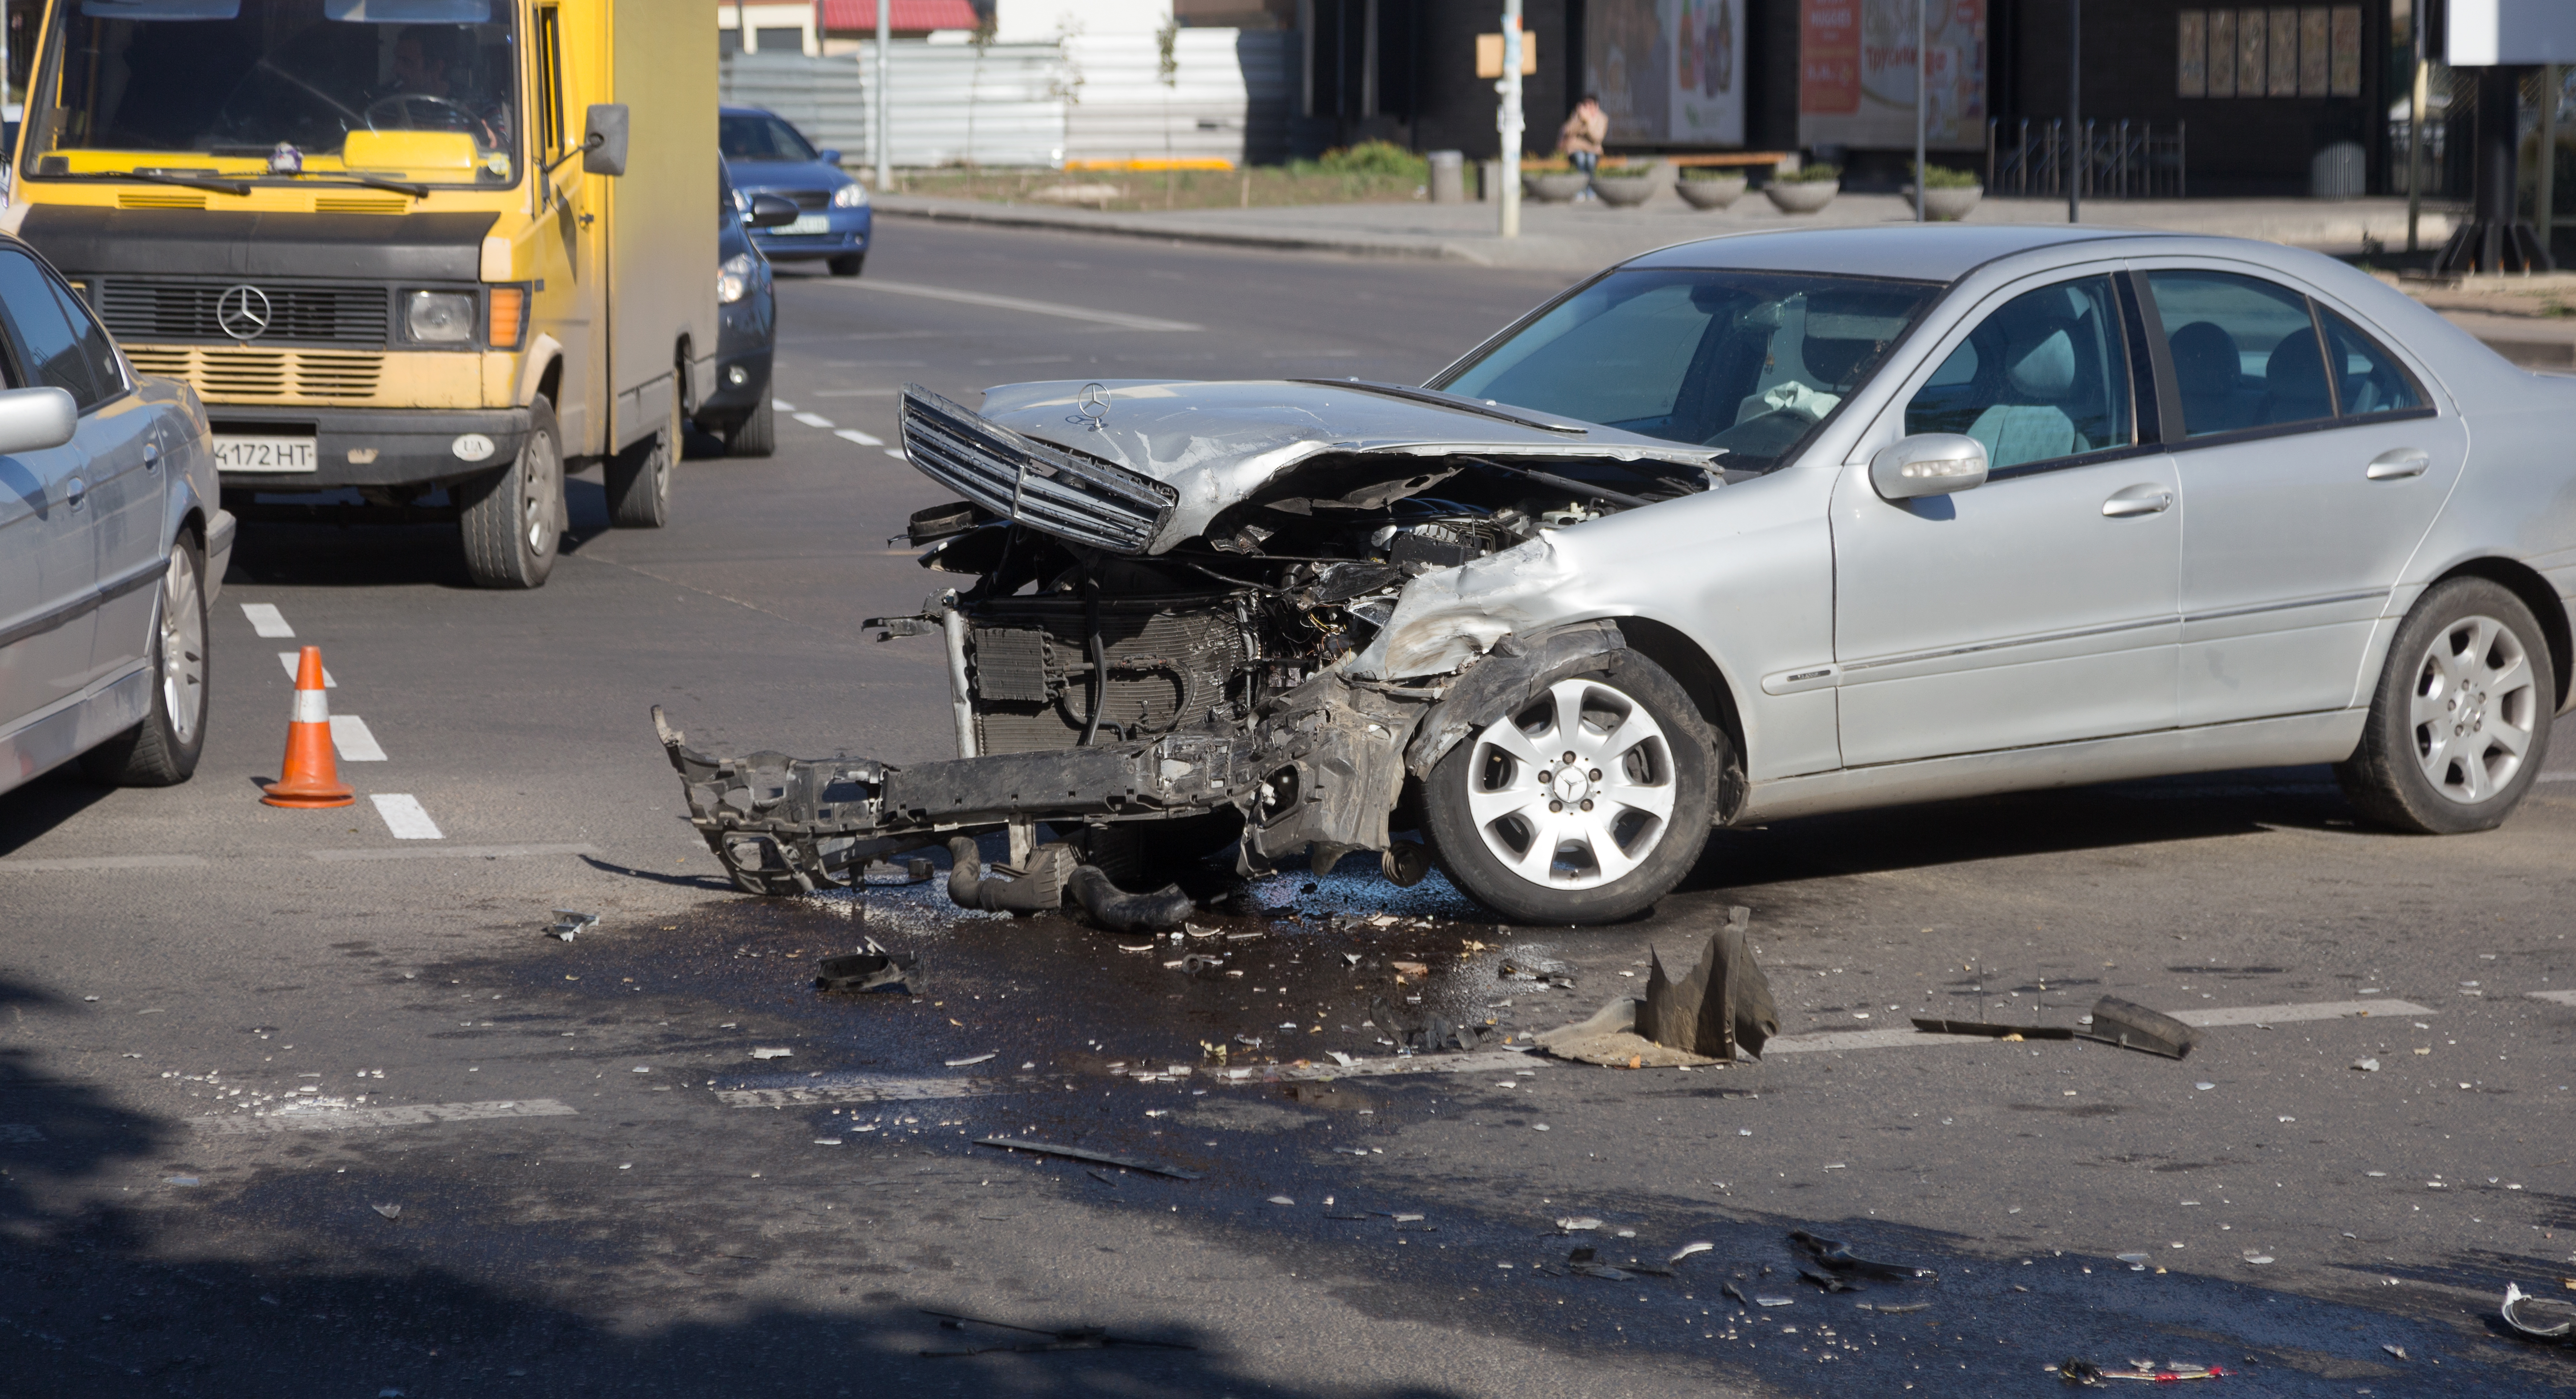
261, 645, 354, 809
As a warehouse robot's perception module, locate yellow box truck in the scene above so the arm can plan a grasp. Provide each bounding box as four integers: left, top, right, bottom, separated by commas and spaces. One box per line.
7, 0, 716, 588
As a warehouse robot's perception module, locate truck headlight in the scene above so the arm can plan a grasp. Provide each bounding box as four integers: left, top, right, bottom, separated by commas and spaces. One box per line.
718, 252, 756, 305
404, 291, 476, 344
830, 181, 868, 209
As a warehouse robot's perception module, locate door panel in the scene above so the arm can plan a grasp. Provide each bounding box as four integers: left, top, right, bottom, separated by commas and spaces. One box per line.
0, 440, 97, 737
530, 2, 603, 452
1834, 270, 2181, 767
2141, 267, 2467, 726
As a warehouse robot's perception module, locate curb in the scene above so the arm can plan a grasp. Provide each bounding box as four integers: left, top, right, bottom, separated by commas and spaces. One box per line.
872, 194, 1477, 262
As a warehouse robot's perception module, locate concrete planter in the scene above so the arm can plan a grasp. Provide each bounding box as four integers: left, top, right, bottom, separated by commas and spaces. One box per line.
1922, 185, 1984, 220
1525, 171, 1594, 203
1764, 180, 1840, 215
1675, 175, 1747, 210
1591, 173, 1660, 207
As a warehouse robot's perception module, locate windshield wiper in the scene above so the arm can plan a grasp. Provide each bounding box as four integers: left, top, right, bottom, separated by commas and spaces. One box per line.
1288, 378, 1592, 435
89, 168, 253, 197
284, 171, 431, 199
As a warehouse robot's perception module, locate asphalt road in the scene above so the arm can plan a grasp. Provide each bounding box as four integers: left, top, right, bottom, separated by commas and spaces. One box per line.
3, 221, 2574, 1399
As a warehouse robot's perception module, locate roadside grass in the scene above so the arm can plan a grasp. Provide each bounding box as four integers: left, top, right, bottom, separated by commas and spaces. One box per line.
885, 146, 1432, 213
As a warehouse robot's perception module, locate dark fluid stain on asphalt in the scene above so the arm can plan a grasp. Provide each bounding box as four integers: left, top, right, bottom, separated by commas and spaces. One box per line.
394, 872, 2551, 1398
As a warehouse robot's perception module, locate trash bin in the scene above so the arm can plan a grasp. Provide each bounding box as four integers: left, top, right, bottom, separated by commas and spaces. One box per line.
1479, 158, 1502, 201
2311, 141, 2365, 201
1427, 150, 1465, 203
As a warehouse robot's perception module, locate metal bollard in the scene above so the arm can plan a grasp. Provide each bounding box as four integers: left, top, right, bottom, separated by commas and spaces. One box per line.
1427, 149, 1465, 203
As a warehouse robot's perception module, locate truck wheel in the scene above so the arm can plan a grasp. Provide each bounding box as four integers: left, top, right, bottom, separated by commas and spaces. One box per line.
80, 535, 209, 787
459, 397, 564, 588
1423, 654, 1716, 925
2334, 576, 2555, 834
726, 396, 775, 458
606, 379, 679, 528
829, 254, 865, 277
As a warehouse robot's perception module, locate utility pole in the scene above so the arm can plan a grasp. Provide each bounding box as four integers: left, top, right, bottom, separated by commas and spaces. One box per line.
2406, 5, 2427, 252
1914, 0, 1927, 221
2067, 0, 2080, 223
1498, 0, 1523, 238
875, 0, 891, 188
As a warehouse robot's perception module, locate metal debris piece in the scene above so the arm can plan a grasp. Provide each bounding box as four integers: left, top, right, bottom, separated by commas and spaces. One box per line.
372, 1204, 402, 1220
1641, 907, 1780, 1061
1754, 1294, 1795, 1308
945, 1052, 998, 1068
2352, 1057, 2381, 1072
1911, 1017, 2076, 1041
1369, 994, 1492, 1053
918, 1308, 1197, 1358
1863, 1301, 1930, 1314
2381, 1344, 2408, 1360
1799, 1265, 1861, 1293
1671, 1241, 1714, 1263
815, 939, 929, 996
2079, 997, 2198, 1060
974, 1137, 1202, 1180
1555, 1216, 1603, 1232
2058, 1358, 2229, 1384
2503, 1281, 2576, 1341
750, 1047, 792, 1060
546, 909, 598, 941
1789, 1229, 1939, 1281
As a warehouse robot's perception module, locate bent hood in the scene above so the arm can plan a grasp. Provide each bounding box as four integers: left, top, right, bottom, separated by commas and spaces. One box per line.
950, 378, 1717, 553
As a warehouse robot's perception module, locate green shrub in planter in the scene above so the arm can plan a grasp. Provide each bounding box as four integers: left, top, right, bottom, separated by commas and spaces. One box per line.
1776, 161, 1841, 184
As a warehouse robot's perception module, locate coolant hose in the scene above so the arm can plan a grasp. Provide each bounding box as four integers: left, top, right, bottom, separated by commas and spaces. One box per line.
945, 836, 1073, 914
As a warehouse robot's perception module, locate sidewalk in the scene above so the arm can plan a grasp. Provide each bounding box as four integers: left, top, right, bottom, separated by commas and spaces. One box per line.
874, 188, 2461, 273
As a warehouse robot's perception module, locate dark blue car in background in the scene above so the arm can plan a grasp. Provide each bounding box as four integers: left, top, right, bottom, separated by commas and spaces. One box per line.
701, 159, 786, 457
720, 105, 870, 277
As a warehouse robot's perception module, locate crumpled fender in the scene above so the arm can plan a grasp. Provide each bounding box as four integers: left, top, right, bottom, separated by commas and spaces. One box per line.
1403, 620, 1628, 780
1345, 533, 1581, 681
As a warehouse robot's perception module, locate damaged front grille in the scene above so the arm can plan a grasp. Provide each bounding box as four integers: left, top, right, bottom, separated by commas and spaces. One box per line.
901, 385, 1177, 555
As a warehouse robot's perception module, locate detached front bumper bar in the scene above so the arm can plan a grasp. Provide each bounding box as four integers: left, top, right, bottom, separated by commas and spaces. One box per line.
654, 707, 1253, 894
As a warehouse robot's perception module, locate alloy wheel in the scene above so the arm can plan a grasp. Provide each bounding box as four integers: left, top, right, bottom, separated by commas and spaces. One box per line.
159, 546, 205, 745
1464, 676, 1677, 890
2408, 612, 2538, 804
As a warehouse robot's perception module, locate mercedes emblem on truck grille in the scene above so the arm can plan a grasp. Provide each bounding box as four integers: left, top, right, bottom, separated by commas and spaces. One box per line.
216, 284, 272, 342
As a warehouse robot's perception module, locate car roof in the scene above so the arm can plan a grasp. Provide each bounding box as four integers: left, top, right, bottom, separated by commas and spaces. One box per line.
1622, 224, 2206, 282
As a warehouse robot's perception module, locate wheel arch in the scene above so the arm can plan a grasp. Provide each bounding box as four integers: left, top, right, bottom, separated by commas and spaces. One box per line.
1611, 616, 1751, 821
2431, 557, 2572, 713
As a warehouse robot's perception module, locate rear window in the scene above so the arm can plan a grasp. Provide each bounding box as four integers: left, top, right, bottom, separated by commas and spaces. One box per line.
720, 113, 817, 163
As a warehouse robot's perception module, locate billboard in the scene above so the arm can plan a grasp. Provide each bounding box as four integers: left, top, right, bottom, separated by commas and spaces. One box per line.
1799, 0, 1986, 151
1584, 0, 1746, 147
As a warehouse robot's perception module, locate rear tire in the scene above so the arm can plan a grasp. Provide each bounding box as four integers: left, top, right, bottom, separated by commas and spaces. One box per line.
1423, 652, 1716, 925
80, 535, 209, 787
828, 253, 865, 277
725, 395, 775, 458
2335, 576, 2554, 834
459, 396, 564, 588
605, 372, 680, 528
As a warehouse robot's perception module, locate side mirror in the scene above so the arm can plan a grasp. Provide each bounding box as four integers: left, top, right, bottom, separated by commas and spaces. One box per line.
817, 148, 841, 166
745, 192, 799, 228
0, 386, 78, 455
582, 104, 629, 177
1869, 432, 1988, 500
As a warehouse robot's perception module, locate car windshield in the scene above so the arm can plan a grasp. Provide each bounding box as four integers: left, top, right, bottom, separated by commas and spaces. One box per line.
1434, 269, 1941, 472
27, 0, 518, 183
720, 113, 817, 163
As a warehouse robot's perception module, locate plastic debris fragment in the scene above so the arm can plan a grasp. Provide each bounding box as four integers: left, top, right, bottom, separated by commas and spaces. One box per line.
373, 1204, 402, 1220
2503, 1281, 2576, 1341
1790, 1228, 1940, 1281
974, 1137, 1201, 1180
2080, 997, 2198, 1059
816, 939, 929, 996
2058, 1358, 2228, 1384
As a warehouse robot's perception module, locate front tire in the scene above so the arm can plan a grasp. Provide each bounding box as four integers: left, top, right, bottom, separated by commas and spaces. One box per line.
2335, 576, 2555, 834
81, 536, 209, 787
725, 395, 776, 458
459, 396, 564, 587
828, 253, 865, 277
1423, 653, 1716, 924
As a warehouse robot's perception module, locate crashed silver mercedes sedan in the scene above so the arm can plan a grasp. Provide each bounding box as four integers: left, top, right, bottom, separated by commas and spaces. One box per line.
659, 225, 2576, 925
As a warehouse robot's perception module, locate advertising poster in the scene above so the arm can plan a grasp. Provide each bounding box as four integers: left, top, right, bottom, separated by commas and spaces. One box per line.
1798, 0, 1986, 151
1584, 0, 1745, 147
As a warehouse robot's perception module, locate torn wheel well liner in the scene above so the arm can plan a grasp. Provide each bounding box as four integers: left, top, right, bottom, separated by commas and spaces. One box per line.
1612, 615, 1749, 822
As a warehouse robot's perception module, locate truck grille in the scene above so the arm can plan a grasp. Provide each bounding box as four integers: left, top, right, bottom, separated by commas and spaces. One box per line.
124, 345, 384, 402
95, 278, 391, 347
900, 385, 1175, 556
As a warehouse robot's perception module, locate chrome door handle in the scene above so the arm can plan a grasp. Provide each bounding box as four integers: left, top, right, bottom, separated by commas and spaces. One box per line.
2101, 483, 2173, 517
2366, 448, 2430, 480
144, 442, 161, 468
64, 477, 86, 508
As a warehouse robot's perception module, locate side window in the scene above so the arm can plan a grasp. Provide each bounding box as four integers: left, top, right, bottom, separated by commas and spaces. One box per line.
2144, 270, 2332, 437
1904, 274, 2133, 471
0, 250, 116, 409
2320, 310, 2426, 418
535, 7, 566, 158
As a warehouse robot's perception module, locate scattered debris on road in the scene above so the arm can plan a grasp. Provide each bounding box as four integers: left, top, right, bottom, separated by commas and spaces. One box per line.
1067, 865, 1194, 932
1369, 995, 1494, 1052
2057, 1358, 2228, 1384
2352, 1057, 2382, 1073
2081, 997, 2198, 1059
815, 940, 928, 996
944, 1052, 998, 1068
545, 909, 599, 942
1911, 1016, 2074, 1042
750, 1047, 792, 1060
918, 1309, 1197, 1358
372, 1204, 401, 1220
1535, 907, 1777, 1066
974, 1136, 1203, 1180
1789, 1228, 1939, 1282
2502, 1281, 2575, 1341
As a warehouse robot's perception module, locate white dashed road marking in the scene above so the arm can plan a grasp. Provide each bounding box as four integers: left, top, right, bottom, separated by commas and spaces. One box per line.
329, 715, 387, 762
240, 603, 293, 637
188, 1099, 578, 1136
370, 794, 443, 840
838, 280, 1203, 332
885, 449, 907, 460
772, 398, 795, 411
2533, 989, 2576, 1006
791, 411, 835, 429
277, 652, 336, 686
1765, 998, 2439, 1056
834, 427, 884, 445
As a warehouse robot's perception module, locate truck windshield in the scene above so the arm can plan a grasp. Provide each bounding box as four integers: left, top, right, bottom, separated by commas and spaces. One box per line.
26, 0, 519, 183
1433, 269, 1941, 474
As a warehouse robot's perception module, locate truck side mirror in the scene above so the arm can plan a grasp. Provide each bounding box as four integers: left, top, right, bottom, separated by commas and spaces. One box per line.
583, 104, 629, 177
